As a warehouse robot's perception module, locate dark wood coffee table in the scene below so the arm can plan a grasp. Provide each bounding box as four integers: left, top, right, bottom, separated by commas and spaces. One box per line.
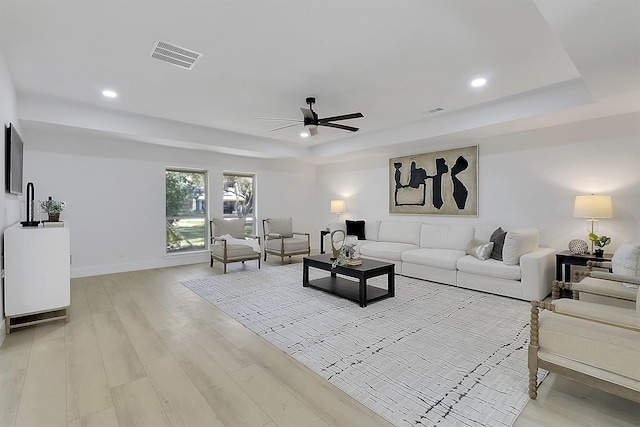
303, 254, 395, 307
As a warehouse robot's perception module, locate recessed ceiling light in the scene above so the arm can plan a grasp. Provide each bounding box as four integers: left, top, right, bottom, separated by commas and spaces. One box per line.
102, 90, 117, 98
300, 131, 309, 138
471, 78, 487, 88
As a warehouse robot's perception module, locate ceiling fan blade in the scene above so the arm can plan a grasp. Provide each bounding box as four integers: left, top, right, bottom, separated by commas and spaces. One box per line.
255, 117, 302, 122
300, 107, 315, 121
267, 123, 300, 132
317, 112, 364, 123
309, 127, 319, 136
319, 122, 359, 132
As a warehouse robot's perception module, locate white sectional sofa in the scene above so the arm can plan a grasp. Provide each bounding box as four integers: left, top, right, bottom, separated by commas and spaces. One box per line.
330, 220, 555, 301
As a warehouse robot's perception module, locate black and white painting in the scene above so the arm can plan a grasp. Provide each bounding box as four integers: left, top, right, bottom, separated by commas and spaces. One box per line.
389, 145, 478, 215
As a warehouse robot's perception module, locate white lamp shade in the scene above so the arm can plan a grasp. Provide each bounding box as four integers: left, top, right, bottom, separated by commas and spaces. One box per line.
573, 195, 613, 218
330, 200, 345, 213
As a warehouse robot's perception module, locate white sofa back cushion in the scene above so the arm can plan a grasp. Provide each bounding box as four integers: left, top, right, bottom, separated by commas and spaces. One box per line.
365, 220, 381, 242
502, 228, 540, 266
420, 224, 475, 250
378, 220, 422, 245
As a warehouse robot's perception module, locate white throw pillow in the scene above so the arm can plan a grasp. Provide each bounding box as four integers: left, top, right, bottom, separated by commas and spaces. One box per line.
612, 242, 640, 288
502, 228, 539, 266
465, 238, 494, 261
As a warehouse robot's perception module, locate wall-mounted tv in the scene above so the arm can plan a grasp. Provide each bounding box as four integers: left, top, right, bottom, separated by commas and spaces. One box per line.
5, 123, 24, 195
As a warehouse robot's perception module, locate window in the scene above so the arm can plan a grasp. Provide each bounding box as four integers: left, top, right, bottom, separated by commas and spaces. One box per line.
166, 169, 207, 253
223, 172, 255, 235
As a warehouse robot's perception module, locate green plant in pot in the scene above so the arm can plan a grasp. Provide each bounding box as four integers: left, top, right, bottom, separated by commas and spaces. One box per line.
588, 232, 611, 257
40, 198, 65, 222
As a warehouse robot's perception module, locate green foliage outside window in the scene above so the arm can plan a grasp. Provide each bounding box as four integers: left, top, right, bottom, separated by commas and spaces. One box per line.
166, 170, 207, 252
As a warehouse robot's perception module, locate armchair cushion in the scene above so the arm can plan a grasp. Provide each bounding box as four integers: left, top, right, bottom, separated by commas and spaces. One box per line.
612, 243, 640, 286
539, 305, 640, 383
265, 218, 293, 238
212, 218, 245, 239
265, 235, 308, 252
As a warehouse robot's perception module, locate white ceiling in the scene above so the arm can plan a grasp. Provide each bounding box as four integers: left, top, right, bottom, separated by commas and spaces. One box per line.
1, 0, 639, 161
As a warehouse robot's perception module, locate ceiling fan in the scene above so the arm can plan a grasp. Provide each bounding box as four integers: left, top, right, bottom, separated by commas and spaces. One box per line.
257, 97, 364, 136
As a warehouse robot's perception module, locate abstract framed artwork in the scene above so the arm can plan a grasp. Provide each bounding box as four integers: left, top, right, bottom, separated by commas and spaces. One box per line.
389, 145, 478, 215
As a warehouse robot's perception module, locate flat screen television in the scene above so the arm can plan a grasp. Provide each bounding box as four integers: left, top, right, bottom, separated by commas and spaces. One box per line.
5, 123, 24, 195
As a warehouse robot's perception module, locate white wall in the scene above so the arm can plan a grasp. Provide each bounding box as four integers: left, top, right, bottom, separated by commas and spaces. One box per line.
23, 126, 317, 277
0, 47, 21, 336
315, 112, 640, 253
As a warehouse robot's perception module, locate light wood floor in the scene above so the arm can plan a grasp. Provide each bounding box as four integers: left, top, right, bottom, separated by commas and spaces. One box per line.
1, 258, 638, 427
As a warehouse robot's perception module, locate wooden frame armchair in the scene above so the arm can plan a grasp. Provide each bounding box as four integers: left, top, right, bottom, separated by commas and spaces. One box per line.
262, 217, 310, 265
210, 218, 261, 274
528, 293, 640, 403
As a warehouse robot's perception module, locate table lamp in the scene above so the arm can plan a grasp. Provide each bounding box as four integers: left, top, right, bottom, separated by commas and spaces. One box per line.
330, 200, 345, 221
573, 194, 613, 253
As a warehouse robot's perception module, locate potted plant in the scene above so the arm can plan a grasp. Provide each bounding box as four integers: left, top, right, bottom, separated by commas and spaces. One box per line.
40, 198, 65, 222
588, 232, 611, 257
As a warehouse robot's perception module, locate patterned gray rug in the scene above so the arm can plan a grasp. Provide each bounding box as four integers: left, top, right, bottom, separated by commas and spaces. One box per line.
182, 263, 543, 426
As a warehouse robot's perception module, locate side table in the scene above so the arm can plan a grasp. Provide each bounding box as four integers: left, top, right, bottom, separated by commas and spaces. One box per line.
320, 229, 330, 254
555, 250, 613, 282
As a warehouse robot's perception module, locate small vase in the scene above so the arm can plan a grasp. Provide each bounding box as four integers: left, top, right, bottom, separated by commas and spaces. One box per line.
594, 249, 604, 258
48, 213, 60, 222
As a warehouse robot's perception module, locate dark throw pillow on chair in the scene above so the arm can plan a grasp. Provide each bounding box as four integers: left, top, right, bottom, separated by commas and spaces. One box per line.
345, 220, 366, 240
490, 227, 507, 261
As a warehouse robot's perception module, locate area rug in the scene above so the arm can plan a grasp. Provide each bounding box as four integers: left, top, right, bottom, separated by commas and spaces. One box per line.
182, 264, 543, 426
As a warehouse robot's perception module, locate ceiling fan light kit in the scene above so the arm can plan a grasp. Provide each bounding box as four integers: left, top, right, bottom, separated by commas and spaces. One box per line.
259, 97, 363, 137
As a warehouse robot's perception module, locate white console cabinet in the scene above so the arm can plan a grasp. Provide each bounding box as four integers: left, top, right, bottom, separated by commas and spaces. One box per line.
4, 223, 70, 334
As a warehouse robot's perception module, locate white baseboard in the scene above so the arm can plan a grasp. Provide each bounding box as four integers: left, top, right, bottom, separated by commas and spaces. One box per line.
71, 252, 209, 278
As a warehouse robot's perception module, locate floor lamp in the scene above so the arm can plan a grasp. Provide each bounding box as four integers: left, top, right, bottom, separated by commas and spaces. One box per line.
573, 194, 613, 254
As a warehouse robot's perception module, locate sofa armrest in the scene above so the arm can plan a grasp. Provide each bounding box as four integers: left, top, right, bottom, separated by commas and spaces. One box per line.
520, 247, 556, 301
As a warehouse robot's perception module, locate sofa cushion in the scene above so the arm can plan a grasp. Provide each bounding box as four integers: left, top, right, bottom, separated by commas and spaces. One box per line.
346, 220, 366, 240
456, 255, 522, 281
402, 248, 465, 270
359, 241, 419, 261
465, 238, 494, 261
378, 221, 422, 245
490, 227, 507, 261
266, 217, 293, 238
365, 220, 381, 242
212, 218, 245, 239
502, 228, 539, 266
419, 224, 475, 250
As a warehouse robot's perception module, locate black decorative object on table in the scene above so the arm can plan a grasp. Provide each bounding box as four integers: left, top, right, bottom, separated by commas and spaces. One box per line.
20, 182, 40, 227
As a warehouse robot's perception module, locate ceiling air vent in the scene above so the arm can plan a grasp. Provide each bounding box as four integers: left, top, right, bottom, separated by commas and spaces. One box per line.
426, 107, 444, 114
150, 41, 203, 70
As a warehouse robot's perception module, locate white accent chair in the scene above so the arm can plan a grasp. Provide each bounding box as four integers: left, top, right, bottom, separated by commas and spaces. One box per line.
262, 217, 310, 264
210, 218, 261, 274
